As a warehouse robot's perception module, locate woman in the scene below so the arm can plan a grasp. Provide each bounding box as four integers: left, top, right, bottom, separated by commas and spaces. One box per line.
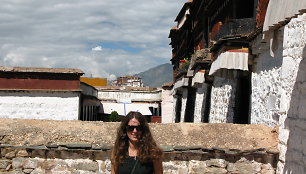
111, 111, 163, 174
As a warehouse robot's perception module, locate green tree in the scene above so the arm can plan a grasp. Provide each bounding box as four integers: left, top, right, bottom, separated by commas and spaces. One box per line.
110, 111, 120, 122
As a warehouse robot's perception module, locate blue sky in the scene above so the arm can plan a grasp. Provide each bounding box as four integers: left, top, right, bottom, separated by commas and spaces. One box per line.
0, 0, 186, 80
100, 41, 143, 54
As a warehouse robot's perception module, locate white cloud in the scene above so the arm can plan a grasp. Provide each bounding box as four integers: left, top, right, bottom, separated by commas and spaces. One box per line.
0, 0, 186, 78
92, 46, 102, 51
108, 74, 117, 81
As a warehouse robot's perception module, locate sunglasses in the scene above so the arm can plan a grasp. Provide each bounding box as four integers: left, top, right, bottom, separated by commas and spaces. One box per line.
126, 125, 143, 132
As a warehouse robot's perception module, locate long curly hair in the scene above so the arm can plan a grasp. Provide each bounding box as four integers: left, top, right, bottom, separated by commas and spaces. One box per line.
111, 111, 163, 168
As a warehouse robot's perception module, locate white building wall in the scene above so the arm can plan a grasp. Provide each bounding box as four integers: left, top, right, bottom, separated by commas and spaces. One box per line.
276, 14, 306, 174
209, 75, 237, 123
193, 83, 208, 123
101, 102, 158, 116
161, 88, 174, 123
0, 91, 80, 120
180, 88, 188, 122
250, 37, 283, 126
98, 90, 161, 103
251, 13, 306, 173
172, 95, 179, 122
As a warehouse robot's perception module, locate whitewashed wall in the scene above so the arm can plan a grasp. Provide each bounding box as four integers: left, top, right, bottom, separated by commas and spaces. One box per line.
98, 90, 161, 103
193, 83, 208, 123
161, 88, 174, 123
250, 34, 284, 126
180, 88, 188, 122
251, 13, 306, 173
277, 14, 306, 174
0, 91, 80, 120
209, 75, 237, 123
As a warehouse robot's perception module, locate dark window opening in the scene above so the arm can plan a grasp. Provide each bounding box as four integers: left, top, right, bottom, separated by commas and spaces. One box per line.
235, 0, 255, 19
175, 94, 182, 123
233, 71, 251, 124
202, 83, 212, 123
184, 87, 196, 122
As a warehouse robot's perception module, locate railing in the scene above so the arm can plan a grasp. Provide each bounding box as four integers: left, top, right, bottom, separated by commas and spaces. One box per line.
213, 18, 256, 41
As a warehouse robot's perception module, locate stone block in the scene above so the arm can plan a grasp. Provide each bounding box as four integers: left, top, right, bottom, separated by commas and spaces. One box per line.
30, 168, 45, 174
11, 158, 24, 169
41, 160, 58, 170
64, 143, 92, 150
23, 168, 34, 174
12, 157, 39, 169
30, 149, 46, 158
45, 150, 59, 159
6, 164, 12, 171
188, 160, 207, 174
227, 160, 261, 174
16, 150, 29, 157
93, 151, 109, 161
71, 161, 99, 172
5, 151, 16, 159
278, 128, 289, 145
276, 161, 284, 174
0, 160, 11, 169
97, 160, 105, 172
163, 161, 179, 171
71, 170, 81, 174
6, 170, 24, 174
161, 146, 175, 152
203, 167, 227, 174
205, 159, 227, 168
261, 163, 275, 174
105, 159, 111, 172
60, 150, 94, 160
278, 144, 287, 162
177, 167, 188, 174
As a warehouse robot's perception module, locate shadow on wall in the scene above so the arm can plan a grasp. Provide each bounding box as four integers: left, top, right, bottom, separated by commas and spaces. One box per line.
283, 46, 306, 173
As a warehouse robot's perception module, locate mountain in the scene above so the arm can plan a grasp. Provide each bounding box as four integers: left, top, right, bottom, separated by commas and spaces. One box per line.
135, 63, 173, 87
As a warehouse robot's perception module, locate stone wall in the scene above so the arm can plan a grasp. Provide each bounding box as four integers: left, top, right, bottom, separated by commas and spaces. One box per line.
209, 75, 237, 123
250, 13, 306, 173
0, 118, 279, 173
0, 145, 278, 174
277, 13, 306, 174
0, 91, 80, 120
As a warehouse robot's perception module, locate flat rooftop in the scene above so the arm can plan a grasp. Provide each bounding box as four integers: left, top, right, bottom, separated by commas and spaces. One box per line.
0, 66, 84, 74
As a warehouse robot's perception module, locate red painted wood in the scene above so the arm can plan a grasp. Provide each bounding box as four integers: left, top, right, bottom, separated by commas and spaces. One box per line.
256, 0, 269, 27
0, 78, 80, 90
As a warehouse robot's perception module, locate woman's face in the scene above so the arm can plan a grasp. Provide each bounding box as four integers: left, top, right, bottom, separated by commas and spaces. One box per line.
126, 118, 143, 143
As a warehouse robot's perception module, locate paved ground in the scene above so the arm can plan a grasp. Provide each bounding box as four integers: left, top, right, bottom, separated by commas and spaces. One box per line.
0, 118, 278, 151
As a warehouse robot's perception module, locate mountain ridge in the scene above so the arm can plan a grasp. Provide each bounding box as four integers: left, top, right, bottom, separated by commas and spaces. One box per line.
135, 63, 173, 87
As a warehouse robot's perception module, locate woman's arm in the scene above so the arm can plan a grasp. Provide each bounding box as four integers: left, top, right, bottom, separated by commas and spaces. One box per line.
111, 164, 116, 174
153, 158, 163, 174
111, 150, 117, 174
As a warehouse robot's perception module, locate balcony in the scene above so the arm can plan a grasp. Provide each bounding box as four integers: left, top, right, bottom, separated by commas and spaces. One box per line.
190, 49, 212, 70
213, 18, 256, 41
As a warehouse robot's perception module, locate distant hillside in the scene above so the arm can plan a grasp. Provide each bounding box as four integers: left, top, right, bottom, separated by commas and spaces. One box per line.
135, 63, 173, 87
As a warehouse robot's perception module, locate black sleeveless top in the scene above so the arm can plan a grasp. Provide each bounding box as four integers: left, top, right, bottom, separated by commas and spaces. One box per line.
117, 156, 154, 174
